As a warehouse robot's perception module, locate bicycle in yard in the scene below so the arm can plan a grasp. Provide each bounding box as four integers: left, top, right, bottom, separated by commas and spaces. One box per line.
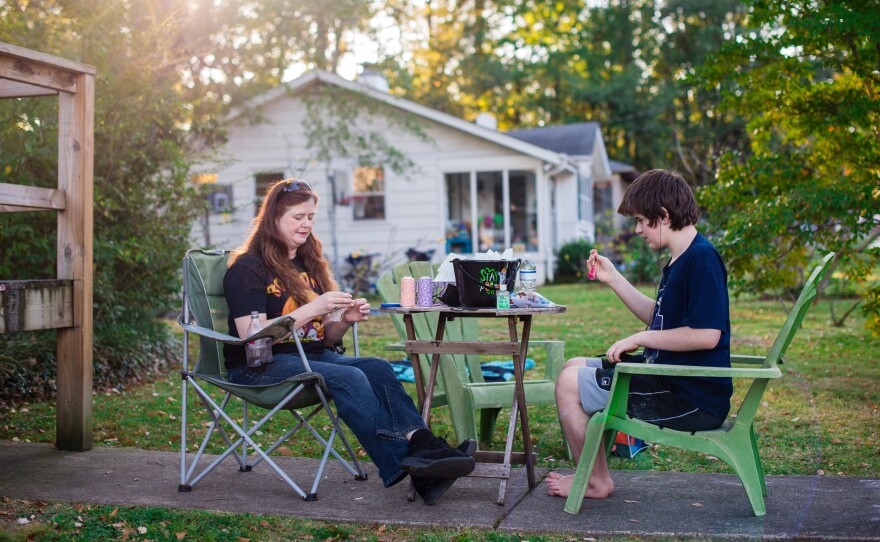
340, 252, 380, 297
340, 244, 439, 296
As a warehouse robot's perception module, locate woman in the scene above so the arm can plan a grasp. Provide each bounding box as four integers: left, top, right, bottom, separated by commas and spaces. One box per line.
223, 179, 474, 505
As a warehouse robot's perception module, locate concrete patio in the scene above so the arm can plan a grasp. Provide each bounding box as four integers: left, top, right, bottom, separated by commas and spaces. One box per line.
1, 441, 878, 540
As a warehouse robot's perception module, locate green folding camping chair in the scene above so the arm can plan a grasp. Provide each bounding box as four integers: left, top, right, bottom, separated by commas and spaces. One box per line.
563, 252, 835, 517
177, 249, 367, 500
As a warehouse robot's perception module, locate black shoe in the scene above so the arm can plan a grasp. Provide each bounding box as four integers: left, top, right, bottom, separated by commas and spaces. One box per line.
412, 439, 477, 505
458, 438, 477, 457
400, 433, 476, 479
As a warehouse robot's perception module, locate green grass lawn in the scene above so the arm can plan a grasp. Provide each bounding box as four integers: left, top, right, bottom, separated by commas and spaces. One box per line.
1, 282, 877, 540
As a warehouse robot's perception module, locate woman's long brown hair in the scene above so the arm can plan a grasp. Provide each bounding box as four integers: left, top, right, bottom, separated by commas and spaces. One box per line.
229, 179, 338, 309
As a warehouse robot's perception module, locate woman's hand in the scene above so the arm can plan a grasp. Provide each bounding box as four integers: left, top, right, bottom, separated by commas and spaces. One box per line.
343, 298, 370, 323
315, 291, 354, 316
587, 249, 617, 284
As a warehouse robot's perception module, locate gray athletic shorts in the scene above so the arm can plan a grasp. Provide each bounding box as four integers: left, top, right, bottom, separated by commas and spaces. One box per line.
577, 358, 724, 432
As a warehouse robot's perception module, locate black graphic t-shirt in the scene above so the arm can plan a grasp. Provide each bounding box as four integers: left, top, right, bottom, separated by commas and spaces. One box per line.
643, 233, 733, 419
222, 253, 327, 370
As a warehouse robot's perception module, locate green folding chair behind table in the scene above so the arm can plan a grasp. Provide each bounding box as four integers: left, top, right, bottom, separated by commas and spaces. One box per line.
377, 261, 567, 450
177, 249, 367, 500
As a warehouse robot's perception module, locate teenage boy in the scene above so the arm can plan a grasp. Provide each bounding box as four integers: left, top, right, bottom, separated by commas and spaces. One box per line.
547, 169, 732, 499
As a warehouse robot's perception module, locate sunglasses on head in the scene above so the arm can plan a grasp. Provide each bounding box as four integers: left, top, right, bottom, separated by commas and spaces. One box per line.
282, 179, 312, 192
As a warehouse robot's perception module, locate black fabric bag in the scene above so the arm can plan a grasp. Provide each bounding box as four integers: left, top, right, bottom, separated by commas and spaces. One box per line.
436, 283, 462, 307
451, 259, 520, 308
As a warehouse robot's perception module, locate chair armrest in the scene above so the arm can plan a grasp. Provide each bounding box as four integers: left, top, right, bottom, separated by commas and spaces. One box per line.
731, 354, 767, 365
178, 318, 242, 343
384, 341, 406, 352
614, 361, 781, 379
177, 314, 296, 345
530, 340, 566, 381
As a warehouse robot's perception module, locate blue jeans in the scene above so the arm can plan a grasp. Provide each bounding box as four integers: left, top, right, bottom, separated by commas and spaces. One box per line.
227, 350, 426, 487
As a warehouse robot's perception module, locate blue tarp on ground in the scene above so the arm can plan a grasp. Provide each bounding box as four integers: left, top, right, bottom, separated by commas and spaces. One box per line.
389, 358, 535, 383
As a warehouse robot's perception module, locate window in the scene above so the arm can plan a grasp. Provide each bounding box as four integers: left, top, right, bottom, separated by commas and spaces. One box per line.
508, 170, 537, 252
254, 172, 284, 214
204, 185, 233, 213
476, 171, 504, 252
352, 166, 385, 220
191, 173, 233, 214
445, 169, 537, 254
593, 181, 613, 220
578, 172, 593, 222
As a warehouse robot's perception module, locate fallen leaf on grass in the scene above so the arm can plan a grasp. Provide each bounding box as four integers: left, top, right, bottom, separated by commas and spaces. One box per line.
110, 507, 118, 517
260, 520, 269, 527
176, 532, 187, 540
137, 526, 147, 534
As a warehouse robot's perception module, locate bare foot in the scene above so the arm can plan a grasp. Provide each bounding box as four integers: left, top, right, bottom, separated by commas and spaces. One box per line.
546, 471, 614, 499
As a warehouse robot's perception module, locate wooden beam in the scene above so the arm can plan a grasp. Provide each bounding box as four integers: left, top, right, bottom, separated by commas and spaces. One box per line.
0, 42, 96, 75
0, 54, 78, 93
404, 340, 521, 356
0, 280, 73, 333
0, 183, 67, 211
55, 72, 94, 452
0, 80, 58, 98
0, 205, 55, 213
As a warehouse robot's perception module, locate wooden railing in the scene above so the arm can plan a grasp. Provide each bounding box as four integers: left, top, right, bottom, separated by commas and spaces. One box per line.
0, 41, 95, 452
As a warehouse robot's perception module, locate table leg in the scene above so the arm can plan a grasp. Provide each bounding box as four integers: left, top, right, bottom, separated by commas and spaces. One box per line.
403, 313, 448, 502
402, 315, 424, 409
497, 387, 519, 505
513, 315, 536, 489
402, 315, 420, 502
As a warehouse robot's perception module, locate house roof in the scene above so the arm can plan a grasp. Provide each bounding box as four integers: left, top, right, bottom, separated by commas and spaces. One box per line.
609, 159, 637, 173
506, 124, 638, 180
224, 69, 575, 171
505, 122, 601, 157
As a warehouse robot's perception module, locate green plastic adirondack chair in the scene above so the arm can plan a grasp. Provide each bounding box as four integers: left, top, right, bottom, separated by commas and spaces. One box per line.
177, 249, 366, 500
564, 252, 835, 517
377, 261, 567, 448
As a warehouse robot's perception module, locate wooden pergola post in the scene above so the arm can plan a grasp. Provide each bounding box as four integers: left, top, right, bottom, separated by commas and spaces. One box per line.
0, 42, 95, 451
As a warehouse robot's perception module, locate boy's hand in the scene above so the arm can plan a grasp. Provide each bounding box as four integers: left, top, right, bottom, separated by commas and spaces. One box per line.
587, 249, 615, 283
606, 335, 641, 362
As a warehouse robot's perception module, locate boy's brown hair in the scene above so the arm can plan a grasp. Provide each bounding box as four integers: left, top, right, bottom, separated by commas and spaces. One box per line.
617, 169, 698, 230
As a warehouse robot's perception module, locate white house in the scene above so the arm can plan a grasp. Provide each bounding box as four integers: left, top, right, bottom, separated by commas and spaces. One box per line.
192, 69, 634, 284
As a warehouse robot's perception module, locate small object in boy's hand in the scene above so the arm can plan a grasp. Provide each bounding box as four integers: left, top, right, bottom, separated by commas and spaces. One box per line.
588, 264, 597, 281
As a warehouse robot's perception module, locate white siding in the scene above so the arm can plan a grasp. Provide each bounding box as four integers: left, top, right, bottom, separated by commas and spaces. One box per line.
193, 92, 549, 274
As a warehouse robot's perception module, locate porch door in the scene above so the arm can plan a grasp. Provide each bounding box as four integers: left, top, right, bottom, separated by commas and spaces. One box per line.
444, 170, 537, 255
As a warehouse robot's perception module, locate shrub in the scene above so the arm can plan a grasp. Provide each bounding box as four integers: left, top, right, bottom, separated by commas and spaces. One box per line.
554, 239, 592, 283
0, 323, 179, 405
0, 9, 200, 403
618, 232, 664, 285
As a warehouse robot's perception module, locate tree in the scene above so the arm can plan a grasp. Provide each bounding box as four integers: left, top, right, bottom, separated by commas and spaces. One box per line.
0, 1, 203, 396
300, 85, 429, 267
380, 0, 746, 181
697, 0, 880, 333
